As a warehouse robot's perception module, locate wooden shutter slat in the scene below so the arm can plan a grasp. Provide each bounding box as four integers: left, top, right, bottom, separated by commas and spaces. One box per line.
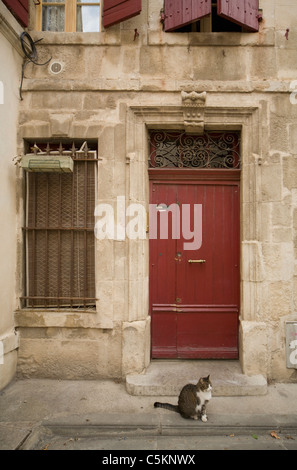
18, 0, 29, 10
2, 0, 29, 27
217, 0, 259, 32
103, 0, 141, 28
164, 0, 211, 32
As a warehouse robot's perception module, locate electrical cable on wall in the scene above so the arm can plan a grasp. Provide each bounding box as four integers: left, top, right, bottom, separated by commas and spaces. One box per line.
19, 31, 52, 100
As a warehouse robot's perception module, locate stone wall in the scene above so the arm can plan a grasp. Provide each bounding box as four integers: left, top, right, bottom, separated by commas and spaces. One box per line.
14, 0, 297, 382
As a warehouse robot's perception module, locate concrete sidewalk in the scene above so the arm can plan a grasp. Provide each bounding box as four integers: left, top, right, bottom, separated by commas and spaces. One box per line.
1, 378, 297, 450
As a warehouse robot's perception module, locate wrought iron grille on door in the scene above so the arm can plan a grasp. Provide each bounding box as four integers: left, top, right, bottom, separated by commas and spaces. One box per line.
22, 142, 97, 309
149, 131, 241, 169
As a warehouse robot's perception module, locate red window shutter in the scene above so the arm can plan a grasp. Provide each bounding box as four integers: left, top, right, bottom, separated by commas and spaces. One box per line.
217, 0, 259, 32
164, 0, 211, 32
103, 0, 142, 28
2, 0, 29, 27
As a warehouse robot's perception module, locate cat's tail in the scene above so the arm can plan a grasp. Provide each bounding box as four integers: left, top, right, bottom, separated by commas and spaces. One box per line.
154, 402, 179, 413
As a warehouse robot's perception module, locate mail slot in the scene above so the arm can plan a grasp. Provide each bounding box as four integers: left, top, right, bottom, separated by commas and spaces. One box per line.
285, 322, 297, 369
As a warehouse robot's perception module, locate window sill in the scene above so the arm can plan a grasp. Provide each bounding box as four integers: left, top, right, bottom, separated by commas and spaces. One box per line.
149, 29, 275, 47
28, 28, 275, 47
28, 30, 121, 46
14, 308, 105, 330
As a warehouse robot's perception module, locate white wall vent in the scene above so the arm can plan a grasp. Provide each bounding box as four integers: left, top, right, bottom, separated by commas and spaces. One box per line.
49, 61, 64, 75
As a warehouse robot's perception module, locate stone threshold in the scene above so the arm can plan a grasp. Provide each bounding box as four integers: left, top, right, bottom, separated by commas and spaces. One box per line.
126, 360, 267, 397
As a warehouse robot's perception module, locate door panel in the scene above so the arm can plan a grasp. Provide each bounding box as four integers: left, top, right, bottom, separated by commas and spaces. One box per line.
151, 309, 177, 358
177, 308, 239, 358
149, 182, 177, 307
149, 170, 240, 359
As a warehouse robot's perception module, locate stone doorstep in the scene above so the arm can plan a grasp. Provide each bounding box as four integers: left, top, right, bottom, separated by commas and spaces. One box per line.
125, 360, 267, 397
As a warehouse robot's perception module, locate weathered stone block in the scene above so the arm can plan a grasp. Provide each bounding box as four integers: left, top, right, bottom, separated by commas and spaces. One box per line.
272, 227, 292, 243
192, 47, 247, 81
122, 318, 150, 376
262, 243, 294, 281
239, 321, 268, 377
17, 327, 122, 379
261, 281, 292, 320
272, 201, 292, 226
289, 123, 297, 153
249, 47, 277, 80
241, 280, 259, 322
261, 163, 282, 202
20, 121, 50, 139
31, 92, 83, 110
50, 114, 73, 136
241, 242, 264, 282
283, 155, 297, 190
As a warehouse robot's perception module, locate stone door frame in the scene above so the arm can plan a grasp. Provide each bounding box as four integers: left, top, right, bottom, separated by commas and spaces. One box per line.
123, 100, 268, 378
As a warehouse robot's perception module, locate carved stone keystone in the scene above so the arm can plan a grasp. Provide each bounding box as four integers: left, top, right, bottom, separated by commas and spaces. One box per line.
181, 90, 206, 134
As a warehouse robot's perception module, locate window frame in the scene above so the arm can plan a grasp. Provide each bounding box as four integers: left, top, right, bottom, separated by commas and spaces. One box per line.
200, 3, 243, 33
35, 0, 101, 32
22, 141, 98, 310
163, 0, 260, 33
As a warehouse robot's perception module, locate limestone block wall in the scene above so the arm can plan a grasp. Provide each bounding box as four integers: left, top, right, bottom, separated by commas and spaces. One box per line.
14, 0, 297, 382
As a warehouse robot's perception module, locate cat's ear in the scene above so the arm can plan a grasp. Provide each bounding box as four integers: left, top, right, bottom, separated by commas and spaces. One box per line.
206, 374, 210, 380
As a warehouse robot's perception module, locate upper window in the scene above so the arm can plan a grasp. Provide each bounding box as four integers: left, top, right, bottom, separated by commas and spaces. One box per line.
35, 0, 260, 33
36, 0, 101, 32
35, 0, 142, 31
163, 0, 260, 33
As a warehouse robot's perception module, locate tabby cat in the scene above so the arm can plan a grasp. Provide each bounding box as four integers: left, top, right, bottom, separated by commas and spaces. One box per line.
154, 375, 212, 422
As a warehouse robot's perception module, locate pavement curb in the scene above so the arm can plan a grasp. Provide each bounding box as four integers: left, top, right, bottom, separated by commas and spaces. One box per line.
14, 412, 297, 449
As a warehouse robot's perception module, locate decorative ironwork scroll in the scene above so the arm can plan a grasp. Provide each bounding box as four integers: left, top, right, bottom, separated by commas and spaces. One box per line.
149, 131, 241, 169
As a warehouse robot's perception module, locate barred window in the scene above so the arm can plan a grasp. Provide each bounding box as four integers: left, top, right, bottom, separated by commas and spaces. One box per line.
22, 142, 97, 309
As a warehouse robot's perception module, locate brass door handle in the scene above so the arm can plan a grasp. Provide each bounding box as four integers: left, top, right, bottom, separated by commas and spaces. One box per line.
188, 259, 206, 264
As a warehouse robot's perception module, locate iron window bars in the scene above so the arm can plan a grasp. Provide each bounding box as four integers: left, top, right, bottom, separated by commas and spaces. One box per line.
22, 142, 98, 309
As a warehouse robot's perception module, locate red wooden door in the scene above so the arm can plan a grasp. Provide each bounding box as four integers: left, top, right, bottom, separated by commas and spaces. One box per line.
149, 169, 240, 359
